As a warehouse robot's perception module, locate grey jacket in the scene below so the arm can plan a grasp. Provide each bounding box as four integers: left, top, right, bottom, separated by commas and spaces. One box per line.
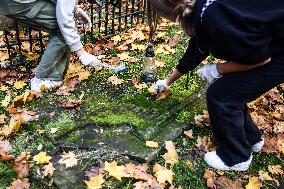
12, 0, 83, 52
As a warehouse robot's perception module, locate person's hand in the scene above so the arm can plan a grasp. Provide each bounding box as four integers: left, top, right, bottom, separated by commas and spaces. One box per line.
79, 52, 101, 68
74, 6, 92, 30
197, 64, 222, 82
154, 79, 170, 94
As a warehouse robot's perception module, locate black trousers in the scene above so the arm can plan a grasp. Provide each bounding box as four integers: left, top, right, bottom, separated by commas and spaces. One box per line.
206, 56, 284, 166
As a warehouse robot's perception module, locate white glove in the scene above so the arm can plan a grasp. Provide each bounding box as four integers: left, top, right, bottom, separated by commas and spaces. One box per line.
79, 52, 101, 68
197, 64, 222, 82
154, 79, 170, 94
74, 6, 92, 31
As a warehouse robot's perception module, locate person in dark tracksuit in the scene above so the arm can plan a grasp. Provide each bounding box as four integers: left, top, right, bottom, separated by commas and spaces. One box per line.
150, 0, 284, 171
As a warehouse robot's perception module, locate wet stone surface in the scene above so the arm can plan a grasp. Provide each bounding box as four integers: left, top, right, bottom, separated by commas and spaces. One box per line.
27, 74, 207, 188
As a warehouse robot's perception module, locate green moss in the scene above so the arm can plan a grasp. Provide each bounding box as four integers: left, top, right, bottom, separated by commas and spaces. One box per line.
0, 162, 16, 189
176, 111, 191, 124
45, 112, 76, 137
90, 111, 148, 129
67, 134, 82, 143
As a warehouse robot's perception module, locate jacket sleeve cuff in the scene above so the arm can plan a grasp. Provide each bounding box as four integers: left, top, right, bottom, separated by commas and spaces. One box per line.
70, 42, 84, 52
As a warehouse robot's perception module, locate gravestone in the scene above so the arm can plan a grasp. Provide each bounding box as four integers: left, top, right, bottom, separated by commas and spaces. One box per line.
27, 72, 207, 188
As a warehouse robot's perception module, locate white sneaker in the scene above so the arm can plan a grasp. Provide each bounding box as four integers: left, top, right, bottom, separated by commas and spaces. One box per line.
204, 151, 252, 171
30, 77, 62, 92
252, 138, 264, 152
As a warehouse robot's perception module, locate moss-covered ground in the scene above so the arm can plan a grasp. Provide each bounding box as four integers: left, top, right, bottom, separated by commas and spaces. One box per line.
0, 24, 283, 189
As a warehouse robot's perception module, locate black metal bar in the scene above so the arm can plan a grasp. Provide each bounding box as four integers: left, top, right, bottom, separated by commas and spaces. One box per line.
131, 0, 135, 27
125, 0, 129, 29
38, 30, 44, 54
14, 21, 24, 63
105, 0, 109, 36
111, 3, 115, 34
28, 27, 33, 52
3, 29, 12, 63
90, 0, 94, 42
118, 0, 122, 32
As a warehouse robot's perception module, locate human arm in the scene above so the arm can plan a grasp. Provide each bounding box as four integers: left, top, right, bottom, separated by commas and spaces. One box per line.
216, 58, 271, 75
154, 38, 208, 93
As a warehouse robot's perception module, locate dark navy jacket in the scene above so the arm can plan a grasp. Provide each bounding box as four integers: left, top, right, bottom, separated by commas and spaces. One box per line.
177, 0, 284, 74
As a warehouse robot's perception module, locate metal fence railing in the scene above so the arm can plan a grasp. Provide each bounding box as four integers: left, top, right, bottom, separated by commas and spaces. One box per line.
0, 0, 147, 65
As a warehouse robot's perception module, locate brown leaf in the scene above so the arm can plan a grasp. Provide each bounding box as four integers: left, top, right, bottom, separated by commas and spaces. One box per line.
42, 163, 56, 177
268, 165, 283, 175
12, 161, 30, 178
196, 136, 215, 152
184, 130, 194, 139
215, 176, 243, 189
161, 141, 179, 165
58, 99, 81, 109
85, 165, 105, 179
194, 110, 210, 128
107, 75, 124, 86
56, 77, 80, 96
204, 169, 216, 189
7, 178, 30, 189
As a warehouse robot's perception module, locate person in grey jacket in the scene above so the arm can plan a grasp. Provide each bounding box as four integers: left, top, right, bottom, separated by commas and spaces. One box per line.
0, 0, 102, 91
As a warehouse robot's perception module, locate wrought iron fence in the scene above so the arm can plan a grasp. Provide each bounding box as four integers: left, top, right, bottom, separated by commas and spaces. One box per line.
0, 0, 147, 65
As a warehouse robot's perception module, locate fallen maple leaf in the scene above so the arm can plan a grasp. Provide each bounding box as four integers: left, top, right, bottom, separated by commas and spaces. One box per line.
56, 77, 80, 96
33, 152, 52, 164
246, 177, 262, 189
162, 141, 179, 165
1, 95, 11, 107
268, 165, 283, 175
58, 151, 78, 168
146, 141, 159, 148
258, 170, 273, 181
104, 161, 130, 180
153, 163, 174, 185
42, 163, 56, 177
0, 114, 7, 124
215, 176, 244, 189
85, 174, 105, 189
58, 99, 81, 109
196, 136, 215, 152
12, 161, 30, 178
204, 169, 216, 189
7, 178, 30, 189
13, 80, 27, 90
107, 75, 124, 86
155, 59, 165, 68
0, 139, 13, 161
184, 129, 194, 139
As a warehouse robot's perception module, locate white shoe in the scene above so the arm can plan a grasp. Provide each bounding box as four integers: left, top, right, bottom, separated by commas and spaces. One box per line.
30, 77, 62, 92
204, 151, 252, 171
252, 138, 264, 152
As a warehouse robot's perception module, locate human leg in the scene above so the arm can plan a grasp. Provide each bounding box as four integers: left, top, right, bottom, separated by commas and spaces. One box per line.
5, 0, 71, 85
205, 58, 284, 169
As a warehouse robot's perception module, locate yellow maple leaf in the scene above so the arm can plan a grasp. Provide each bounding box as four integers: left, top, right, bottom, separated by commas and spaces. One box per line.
104, 161, 130, 180
258, 171, 273, 181
0, 50, 9, 62
33, 152, 52, 164
111, 35, 121, 44
134, 83, 148, 90
131, 44, 146, 52
85, 174, 105, 189
117, 53, 130, 61
146, 141, 159, 148
14, 80, 27, 90
246, 177, 262, 189
156, 32, 166, 39
25, 52, 40, 61
268, 165, 283, 175
0, 114, 7, 124
162, 141, 179, 165
153, 164, 174, 185
0, 85, 8, 92
155, 59, 165, 68
1, 95, 11, 107
78, 69, 91, 81
58, 151, 78, 168
107, 75, 124, 86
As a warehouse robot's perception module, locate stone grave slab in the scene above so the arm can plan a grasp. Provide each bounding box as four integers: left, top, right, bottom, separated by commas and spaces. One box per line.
27, 74, 207, 188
